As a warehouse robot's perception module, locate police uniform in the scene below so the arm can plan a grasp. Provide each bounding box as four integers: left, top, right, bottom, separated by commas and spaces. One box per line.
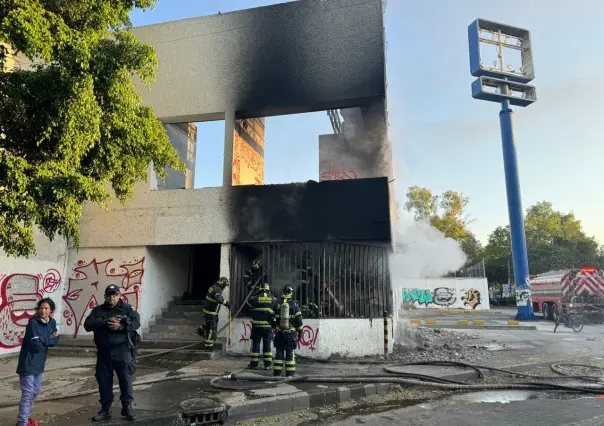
273, 286, 304, 377
202, 277, 230, 351
247, 284, 278, 369
83, 285, 140, 422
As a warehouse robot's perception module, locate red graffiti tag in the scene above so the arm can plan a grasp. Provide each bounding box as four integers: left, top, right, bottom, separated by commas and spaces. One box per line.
0, 270, 62, 349
297, 325, 319, 351
239, 321, 253, 343
63, 258, 144, 338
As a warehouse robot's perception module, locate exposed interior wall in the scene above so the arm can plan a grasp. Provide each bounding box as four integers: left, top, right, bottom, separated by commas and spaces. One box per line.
394, 278, 490, 311
159, 123, 197, 190
141, 245, 190, 336
232, 118, 265, 186
0, 232, 68, 356
64, 247, 146, 339
226, 317, 392, 360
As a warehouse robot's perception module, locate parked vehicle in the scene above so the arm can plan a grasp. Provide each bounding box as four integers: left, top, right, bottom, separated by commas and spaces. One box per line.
531, 267, 604, 322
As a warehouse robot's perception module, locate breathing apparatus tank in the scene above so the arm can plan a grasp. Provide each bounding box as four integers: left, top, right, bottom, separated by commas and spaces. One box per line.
280, 300, 290, 330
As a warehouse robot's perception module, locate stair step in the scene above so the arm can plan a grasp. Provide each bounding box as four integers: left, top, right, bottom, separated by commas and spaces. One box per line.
168, 305, 204, 314
161, 311, 205, 320
174, 299, 205, 305
149, 324, 200, 334
49, 346, 225, 361
143, 332, 212, 342
140, 340, 224, 350
154, 317, 200, 326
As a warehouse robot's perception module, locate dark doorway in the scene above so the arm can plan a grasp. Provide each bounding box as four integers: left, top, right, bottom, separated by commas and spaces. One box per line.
187, 244, 221, 300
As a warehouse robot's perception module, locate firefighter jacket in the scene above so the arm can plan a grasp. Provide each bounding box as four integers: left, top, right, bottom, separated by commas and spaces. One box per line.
203, 284, 228, 318
247, 291, 278, 328
244, 266, 264, 291
274, 297, 303, 333
295, 261, 313, 286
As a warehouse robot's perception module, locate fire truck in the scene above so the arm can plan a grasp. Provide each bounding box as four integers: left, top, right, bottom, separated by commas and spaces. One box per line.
531, 267, 604, 321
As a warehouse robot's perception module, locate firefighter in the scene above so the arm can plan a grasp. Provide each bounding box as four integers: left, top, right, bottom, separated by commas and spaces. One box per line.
244, 259, 263, 293
295, 251, 319, 318
197, 277, 230, 351
246, 283, 278, 370
273, 285, 303, 377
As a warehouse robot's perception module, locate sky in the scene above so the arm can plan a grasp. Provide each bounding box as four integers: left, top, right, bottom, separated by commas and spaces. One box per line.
130, 0, 604, 245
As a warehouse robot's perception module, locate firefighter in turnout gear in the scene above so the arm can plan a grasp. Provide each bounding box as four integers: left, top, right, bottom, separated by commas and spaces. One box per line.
247, 283, 278, 369
197, 277, 230, 351
273, 285, 303, 377
295, 251, 319, 318
244, 259, 263, 292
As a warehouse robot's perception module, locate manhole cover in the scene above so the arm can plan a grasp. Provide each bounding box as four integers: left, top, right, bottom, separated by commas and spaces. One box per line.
180, 397, 226, 425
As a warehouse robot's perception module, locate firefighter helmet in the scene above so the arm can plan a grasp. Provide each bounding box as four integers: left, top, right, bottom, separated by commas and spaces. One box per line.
258, 283, 270, 292
218, 277, 229, 287
252, 259, 261, 269
281, 285, 294, 299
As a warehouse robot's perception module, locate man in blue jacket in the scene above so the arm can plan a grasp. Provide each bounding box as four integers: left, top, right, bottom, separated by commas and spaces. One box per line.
16, 297, 59, 426
84, 285, 140, 422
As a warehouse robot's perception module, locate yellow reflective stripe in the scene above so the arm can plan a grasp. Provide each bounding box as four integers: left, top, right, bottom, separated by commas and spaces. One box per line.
285, 361, 295, 365
294, 312, 302, 317
273, 360, 284, 365
286, 367, 296, 371
206, 296, 217, 303
252, 320, 271, 325
252, 308, 274, 314
203, 309, 218, 315
263, 354, 273, 359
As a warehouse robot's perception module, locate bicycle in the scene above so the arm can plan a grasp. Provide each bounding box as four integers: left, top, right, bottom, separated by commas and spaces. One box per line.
554, 311, 584, 333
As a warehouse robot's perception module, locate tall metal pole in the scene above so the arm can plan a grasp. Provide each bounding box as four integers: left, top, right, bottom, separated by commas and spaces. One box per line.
499, 96, 535, 320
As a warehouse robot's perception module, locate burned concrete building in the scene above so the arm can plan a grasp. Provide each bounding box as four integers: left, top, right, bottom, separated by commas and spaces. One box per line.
0, 0, 394, 359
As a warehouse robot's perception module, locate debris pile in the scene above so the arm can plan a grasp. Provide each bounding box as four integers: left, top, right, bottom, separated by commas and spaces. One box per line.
389, 324, 488, 363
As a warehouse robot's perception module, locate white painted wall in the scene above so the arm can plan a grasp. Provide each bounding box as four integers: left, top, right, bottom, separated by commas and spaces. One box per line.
395, 278, 490, 311
141, 246, 190, 337
217, 244, 231, 339
226, 317, 393, 360
63, 247, 146, 339
0, 231, 68, 356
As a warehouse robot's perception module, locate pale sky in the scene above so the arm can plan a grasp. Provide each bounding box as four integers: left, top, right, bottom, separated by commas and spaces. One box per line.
130, 0, 604, 245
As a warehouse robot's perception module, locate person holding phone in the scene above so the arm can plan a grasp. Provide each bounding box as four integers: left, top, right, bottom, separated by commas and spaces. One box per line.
15, 297, 59, 426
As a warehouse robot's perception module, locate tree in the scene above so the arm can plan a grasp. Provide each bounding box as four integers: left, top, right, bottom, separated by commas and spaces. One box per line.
404, 186, 481, 265
0, 0, 184, 257
484, 201, 604, 281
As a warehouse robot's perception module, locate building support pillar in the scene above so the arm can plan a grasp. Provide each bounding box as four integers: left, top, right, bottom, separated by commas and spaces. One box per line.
223, 110, 236, 186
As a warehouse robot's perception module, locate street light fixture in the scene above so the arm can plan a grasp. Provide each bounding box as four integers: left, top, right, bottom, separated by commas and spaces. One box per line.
468, 18, 537, 321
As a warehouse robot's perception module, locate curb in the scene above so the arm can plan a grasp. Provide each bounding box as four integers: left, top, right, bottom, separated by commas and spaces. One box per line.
225, 382, 393, 420
421, 324, 537, 331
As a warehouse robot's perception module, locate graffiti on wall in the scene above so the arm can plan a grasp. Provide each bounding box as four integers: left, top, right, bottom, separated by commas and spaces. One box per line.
63, 258, 145, 338
432, 287, 457, 306
238, 320, 319, 352
232, 120, 265, 186
461, 288, 481, 309
401, 288, 433, 306
319, 160, 358, 181
0, 269, 63, 348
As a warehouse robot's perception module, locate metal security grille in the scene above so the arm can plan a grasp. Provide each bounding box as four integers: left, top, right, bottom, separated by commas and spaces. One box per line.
230, 242, 392, 319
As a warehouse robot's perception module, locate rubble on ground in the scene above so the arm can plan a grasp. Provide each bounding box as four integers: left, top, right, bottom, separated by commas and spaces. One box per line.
387, 324, 489, 364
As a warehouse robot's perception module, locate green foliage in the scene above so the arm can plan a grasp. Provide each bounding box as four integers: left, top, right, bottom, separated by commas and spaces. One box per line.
484, 201, 604, 284
0, 0, 184, 257
404, 186, 482, 265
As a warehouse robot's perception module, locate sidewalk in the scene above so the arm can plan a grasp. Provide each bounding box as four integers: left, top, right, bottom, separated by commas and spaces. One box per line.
0, 353, 482, 426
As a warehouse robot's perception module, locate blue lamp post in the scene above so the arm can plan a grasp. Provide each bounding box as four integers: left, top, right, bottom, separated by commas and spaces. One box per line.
468, 19, 537, 321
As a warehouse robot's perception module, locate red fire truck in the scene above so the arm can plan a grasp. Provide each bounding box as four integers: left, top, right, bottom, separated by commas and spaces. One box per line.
531, 267, 604, 321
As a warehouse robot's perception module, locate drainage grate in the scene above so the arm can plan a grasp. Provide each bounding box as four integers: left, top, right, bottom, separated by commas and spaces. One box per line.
180, 397, 226, 425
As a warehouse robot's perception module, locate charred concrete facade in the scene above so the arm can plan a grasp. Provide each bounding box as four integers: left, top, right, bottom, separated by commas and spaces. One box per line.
0, 0, 395, 359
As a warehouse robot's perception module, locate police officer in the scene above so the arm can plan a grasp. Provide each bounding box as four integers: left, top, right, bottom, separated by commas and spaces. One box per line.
244, 259, 263, 292
273, 285, 303, 377
199, 277, 230, 351
247, 283, 278, 370
83, 285, 140, 422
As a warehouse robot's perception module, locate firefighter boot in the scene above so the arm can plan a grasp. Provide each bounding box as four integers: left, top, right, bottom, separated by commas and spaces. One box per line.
92, 406, 112, 421
196, 326, 206, 339
246, 361, 259, 369
264, 362, 273, 371
121, 404, 135, 421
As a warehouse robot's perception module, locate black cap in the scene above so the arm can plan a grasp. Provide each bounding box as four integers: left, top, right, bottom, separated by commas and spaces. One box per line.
104, 285, 120, 295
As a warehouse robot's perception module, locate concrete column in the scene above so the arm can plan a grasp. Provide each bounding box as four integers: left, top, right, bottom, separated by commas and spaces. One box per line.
223, 110, 236, 186
218, 244, 231, 339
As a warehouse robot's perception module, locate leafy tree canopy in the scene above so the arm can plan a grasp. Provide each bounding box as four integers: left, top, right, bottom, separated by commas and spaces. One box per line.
0, 0, 184, 257
404, 186, 481, 265
484, 201, 604, 284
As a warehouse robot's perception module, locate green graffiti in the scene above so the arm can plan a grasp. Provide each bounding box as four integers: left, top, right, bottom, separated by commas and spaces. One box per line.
401, 288, 433, 306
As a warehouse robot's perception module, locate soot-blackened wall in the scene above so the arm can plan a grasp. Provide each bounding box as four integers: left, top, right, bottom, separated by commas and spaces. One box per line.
230, 177, 391, 243
130, 0, 386, 122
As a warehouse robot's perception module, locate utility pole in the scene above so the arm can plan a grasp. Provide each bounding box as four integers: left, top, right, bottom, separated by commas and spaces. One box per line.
468, 19, 537, 320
